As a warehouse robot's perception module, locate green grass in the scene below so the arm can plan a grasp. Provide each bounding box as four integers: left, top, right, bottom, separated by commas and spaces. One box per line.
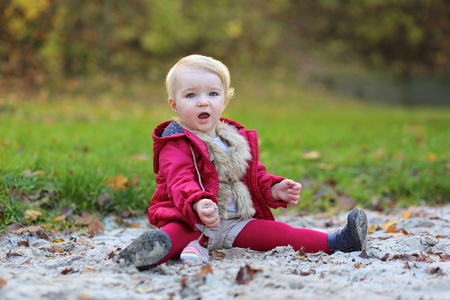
1, 77, 449, 231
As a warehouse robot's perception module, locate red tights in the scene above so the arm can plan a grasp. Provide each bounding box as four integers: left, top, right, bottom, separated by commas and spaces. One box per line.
158, 219, 330, 264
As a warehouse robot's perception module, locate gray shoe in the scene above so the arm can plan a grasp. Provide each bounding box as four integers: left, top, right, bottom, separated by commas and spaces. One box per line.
327, 208, 368, 253
117, 230, 171, 270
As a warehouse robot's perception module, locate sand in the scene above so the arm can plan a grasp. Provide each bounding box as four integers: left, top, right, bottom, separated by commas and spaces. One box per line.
1, 205, 449, 300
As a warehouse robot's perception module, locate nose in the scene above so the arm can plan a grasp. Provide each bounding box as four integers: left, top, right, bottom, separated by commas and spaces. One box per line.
197, 95, 209, 106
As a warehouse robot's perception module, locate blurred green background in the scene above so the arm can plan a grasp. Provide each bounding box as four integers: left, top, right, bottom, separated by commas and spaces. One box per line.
0, 0, 449, 230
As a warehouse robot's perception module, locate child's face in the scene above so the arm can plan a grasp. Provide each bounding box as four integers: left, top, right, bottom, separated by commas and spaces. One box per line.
169, 67, 228, 138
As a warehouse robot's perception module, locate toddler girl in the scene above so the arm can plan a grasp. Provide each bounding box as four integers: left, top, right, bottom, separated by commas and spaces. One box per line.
118, 55, 368, 270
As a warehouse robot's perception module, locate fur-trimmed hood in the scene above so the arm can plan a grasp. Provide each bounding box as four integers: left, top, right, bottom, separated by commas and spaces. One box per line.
174, 119, 256, 220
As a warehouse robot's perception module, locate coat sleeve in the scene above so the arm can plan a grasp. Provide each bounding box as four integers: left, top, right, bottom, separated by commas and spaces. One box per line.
157, 139, 216, 223
255, 160, 288, 209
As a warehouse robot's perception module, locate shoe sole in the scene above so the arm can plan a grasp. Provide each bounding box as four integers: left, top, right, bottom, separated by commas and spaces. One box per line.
117, 230, 171, 270
348, 208, 368, 251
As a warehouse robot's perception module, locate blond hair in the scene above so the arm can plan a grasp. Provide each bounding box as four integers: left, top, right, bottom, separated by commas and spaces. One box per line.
166, 54, 234, 102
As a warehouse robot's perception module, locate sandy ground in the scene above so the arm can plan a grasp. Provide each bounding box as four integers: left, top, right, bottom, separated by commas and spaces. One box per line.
1, 205, 449, 300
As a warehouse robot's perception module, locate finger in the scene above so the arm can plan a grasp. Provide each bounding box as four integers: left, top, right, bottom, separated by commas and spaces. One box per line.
283, 179, 293, 187
288, 188, 300, 195
287, 179, 298, 186
291, 183, 302, 191
202, 207, 215, 215
201, 203, 218, 216
289, 194, 300, 201
206, 212, 219, 221
287, 181, 301, 189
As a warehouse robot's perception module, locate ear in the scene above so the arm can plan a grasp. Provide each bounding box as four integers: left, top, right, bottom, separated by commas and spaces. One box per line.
169, 98, 177, 115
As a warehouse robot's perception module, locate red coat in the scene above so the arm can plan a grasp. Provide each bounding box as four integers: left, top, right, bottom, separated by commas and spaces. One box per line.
148, 118, 287, 230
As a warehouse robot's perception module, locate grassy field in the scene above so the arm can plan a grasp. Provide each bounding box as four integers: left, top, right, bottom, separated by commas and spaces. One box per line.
0, 76, 449, 231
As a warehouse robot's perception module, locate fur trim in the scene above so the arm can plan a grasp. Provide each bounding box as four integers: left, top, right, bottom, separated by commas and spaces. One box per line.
176, 119, 255, 220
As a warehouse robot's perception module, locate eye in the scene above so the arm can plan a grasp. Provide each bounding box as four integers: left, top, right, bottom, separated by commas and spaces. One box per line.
186, 93, 196, 98
209, 92, 218, 96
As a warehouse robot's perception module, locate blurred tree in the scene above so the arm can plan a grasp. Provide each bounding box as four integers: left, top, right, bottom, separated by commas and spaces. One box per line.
283, 0, 450, 76
0, 0, 448, 86
0, 0, 55, 84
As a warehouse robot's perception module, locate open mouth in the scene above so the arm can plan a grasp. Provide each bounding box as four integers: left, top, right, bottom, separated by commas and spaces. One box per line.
198, 112, 210, 119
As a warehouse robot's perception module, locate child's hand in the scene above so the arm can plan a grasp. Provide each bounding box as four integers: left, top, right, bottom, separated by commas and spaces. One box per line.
193, 199, 221, 228
271, 179, 302, 205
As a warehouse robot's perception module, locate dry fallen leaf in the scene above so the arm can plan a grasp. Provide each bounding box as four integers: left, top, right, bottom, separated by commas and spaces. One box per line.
6, 223, 22, 233
300, 269, 316, 276
6, 250, 22, 258
385, 226, 399, 233
77, 211, 97, 226
61, 268, 77, 275
212, 250, 226, 260
17, 241, 29, 247
0, 278, 6, 287
24, 210, 43, 221
135, 284, 154, 294
87, 220, 104, 235
12, 225, 45, 235
391, 252, 433, 263
420, 251, 434, 263
120, 209, 131, 218
353, 262, 363, 269
380, 253, 389, 261
83, 268, 96, 273
24, 169, 45, 177
131, 174, 139, 187
236, 264, 262, 285
196, 264, 213, 276
294, 255, 307, 261
319, 163, 334, 170
180, 277, 188, 289
49, 247, 64, 254
53, 214, 66, 222
438, 254, 450, 262
400, 228, 411, 235
391, 234, 404, 238
373, 148, 384, 158
427, 153, 437, 162
298, 246, 307, 256
427, 267, 444, 276
381, 220, 399, 227
96, 193, 111, 206
301, 151, 321, 160
106, 174, 129, 191
212, 248, 247, 260
127, 224, 140, 228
